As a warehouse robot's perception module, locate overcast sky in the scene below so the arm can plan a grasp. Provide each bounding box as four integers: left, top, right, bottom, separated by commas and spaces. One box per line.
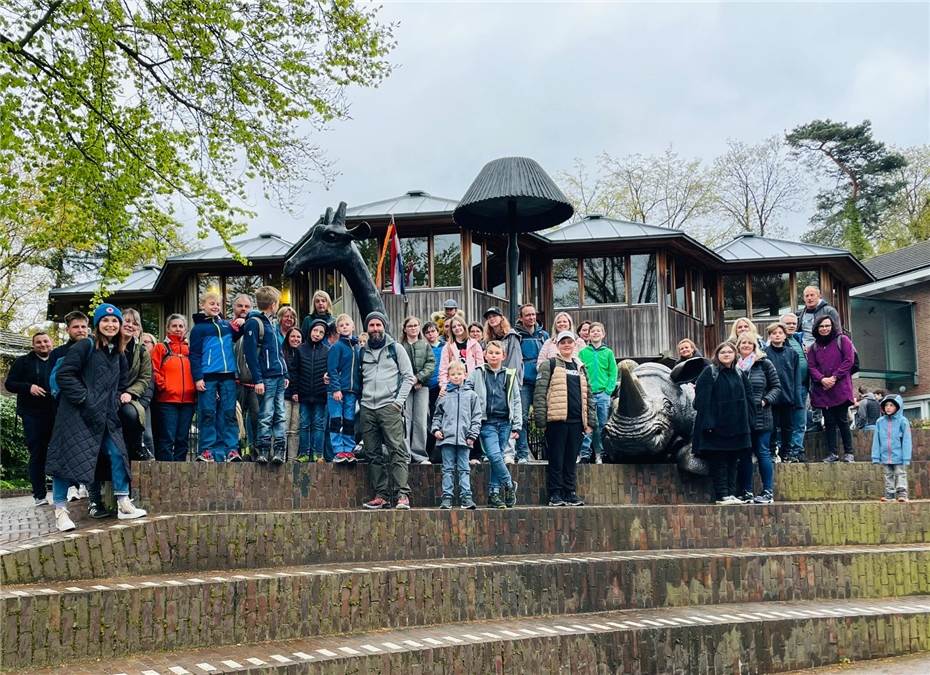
224, 1, 929, 245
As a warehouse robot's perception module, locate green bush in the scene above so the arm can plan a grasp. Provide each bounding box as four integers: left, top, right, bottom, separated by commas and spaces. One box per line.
1, 395, 29, 480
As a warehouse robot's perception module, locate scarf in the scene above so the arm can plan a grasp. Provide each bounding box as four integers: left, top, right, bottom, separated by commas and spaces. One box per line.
736, 353, 755, 372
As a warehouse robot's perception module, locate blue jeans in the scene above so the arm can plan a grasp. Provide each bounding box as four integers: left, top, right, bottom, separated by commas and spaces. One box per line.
257, 376, 287, 447
53, 432, 129, 507
299, 401, 328, 460
328, 392, 357, 455
789, 385, 809, 457
515, 383, 534, 461
739, 429, 774, 495
440, 445, 472, 501
156, 403, 195, 461
198, 378, 238, 460
580, 392, 611, 460
479, 420, 514, 490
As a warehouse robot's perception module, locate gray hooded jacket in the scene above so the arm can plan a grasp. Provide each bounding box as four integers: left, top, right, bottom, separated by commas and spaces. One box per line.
467, 365, 523, 430
430, 380, 483, 447
359, 335, 415, 410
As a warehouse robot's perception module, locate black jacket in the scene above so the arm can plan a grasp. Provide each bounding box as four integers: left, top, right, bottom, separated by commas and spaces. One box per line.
46, 340, 130, 485
5, 351, 55, 417
291, 340, 330, 404
742, 357, 782, 432
692, 365, 753, 454
765, 344, 801, 408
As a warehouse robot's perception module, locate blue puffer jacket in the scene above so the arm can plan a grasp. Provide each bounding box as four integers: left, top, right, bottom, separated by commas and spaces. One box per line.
516, 323, 548, 384
243, 310, 287, 384
327, 334, 360, 394
189, 313, 236, 380
871, 395, 912, 466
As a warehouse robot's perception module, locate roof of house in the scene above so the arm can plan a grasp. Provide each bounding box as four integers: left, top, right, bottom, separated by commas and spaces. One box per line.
715, 232, 851, 261
863, 239, 930, 280
541, 214, 684, 242
0, 329, 32, 358
167, 232, 293, 262
50, 265, 162, 296
346, 190, 459, 219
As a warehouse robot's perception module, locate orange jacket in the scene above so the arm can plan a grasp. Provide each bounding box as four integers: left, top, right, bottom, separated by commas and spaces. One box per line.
151, 335, 196, 404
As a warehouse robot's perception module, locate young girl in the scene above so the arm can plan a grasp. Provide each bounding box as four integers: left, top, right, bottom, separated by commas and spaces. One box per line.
537, 312, 586, 365
301, 290, 334, 341
282, 327, 303, 460
432, 362, 482, 509
150, 314, 196, 461
46, 304, 147, 531
438, 316, 484, 394
482, 307, 523, 380
577, 321, 592, 344
400, 316, 435, 465
328, 313, 360, 462
291, 319, 330, 462
872, 394, 912, 503
423, 321, 444, 461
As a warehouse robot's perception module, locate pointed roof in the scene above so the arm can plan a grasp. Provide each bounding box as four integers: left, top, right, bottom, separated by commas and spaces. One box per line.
715, 232, 850, 260
168, 232, 292, 262
345, 190, 459, 219
864, 239, 930, 280
542, 214, 681, 242
50, 265, 162, 296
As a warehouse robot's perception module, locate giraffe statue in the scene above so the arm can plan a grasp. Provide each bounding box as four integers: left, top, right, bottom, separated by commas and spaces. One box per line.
283, 201, 388, 328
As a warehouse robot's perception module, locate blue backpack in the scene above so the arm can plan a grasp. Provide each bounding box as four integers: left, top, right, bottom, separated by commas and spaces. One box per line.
49, 338, 93, 399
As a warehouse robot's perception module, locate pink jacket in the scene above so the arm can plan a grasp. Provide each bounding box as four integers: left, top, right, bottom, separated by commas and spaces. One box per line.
439, 338, 484, 390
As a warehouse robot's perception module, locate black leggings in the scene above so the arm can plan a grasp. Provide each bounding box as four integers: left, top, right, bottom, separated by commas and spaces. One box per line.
704, 449, 746, 500
119, 403, 144, 455
822, 404, 853, 455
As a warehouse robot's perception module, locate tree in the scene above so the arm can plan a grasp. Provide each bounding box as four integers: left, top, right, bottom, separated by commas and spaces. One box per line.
0, 0, 394, 294
877, 145, 930, 252
785, 119, 906, 256
713, 136, 803, 237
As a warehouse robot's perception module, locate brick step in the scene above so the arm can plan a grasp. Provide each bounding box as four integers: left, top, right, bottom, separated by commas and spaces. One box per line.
22, 596, 930, 674
4, 501, 930, 585
132, 459, 930, 512
4, 544, 930, 670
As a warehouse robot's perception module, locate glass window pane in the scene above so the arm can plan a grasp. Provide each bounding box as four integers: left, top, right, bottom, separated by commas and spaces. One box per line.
471, 241, 484, 291
796, 269, 820, 293
675, 262, 687, 310
197, 274, 222, 301
583, 256, 626, 305
355, 237, 382, 285
751, 272, 790, 319
552, 258, 579, 308
225, 274, 263, 317
630, 254, 657, 304
395, 236, 428, 289
433, 234, 462, 287
723, 274, 747, 320
487, 237, 507, 298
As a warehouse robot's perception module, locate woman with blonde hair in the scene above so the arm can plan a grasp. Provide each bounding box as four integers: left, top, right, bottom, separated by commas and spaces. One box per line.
301, 290, 334, 340
728, 317, 765, 350
276, 305, 298, 345
536, 311, 586, 366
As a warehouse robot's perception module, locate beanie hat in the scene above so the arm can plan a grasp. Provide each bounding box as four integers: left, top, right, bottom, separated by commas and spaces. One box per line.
93, 303, 123, 328
365, 311, 389, 331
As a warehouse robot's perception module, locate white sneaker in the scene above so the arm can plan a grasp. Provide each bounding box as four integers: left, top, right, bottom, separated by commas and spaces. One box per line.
504, 456, 515, 465
55, 508, 76, 532
77, 485, 89, 499
418, 459, 432, 465
67, 486, 79, 502
117, 497, 147, 520
46, 493, 54, 505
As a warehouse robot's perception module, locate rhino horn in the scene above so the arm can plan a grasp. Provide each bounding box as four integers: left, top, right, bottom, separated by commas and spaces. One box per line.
616, 360, 649, 417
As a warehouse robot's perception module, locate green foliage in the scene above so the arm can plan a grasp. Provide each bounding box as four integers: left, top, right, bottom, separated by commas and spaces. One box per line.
0, 0, 394, 299
786, 119, 906, 252
0, 395, 29, 480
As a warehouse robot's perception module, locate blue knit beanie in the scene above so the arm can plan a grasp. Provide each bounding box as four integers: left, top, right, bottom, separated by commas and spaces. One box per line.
92, 303, 123, 328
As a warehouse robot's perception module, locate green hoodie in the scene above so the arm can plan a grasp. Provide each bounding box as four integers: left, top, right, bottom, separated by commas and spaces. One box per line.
578, 343, 618, 394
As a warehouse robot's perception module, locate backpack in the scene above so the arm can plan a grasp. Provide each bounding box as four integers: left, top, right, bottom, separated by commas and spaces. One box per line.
839, 333, 860, 375
235, 318, 264, 385
49, 337, 93, 399
359, 342, 403, 393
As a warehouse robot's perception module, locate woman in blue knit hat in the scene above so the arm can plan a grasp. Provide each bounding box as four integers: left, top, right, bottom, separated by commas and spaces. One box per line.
45, 303, 149, 531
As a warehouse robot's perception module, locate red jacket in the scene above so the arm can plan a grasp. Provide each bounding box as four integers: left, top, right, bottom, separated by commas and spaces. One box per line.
151, 335, 196, 404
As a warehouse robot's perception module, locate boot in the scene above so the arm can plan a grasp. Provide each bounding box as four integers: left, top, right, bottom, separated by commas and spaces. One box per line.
488, 488, 506, 509
255, 443, 270, 465
272, 439, 286, 465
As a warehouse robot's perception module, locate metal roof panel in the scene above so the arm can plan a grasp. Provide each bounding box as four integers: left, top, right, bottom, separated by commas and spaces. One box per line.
346, 190, 459, 219
715, 233, 850, 260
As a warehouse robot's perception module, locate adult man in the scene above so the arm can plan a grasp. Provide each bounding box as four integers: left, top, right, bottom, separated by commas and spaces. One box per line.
430, 299, 464, 338
359, 311, 416, 510
855, 388, 881, 431
797, 286, 841, 350
780, 313, 809, 462
231, 293, 259, 458
49, 311, 90, 368
514, 304, 548, 463
5, 332, 56, 505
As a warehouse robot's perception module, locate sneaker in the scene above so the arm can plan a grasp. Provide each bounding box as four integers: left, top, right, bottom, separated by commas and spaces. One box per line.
488, 489, 506, 509
34, 497, 50, 507
439, 499, 452, 510
469, 459, 480, 466
343, 452, 357, 464
395, 495, 410, 510
137, 446, 156, 462
842, 453, 855, 463
565, 493, 585, 507
87, 501, 114, 519
594, 455, 603, 465
67, 486, 80, 502
116, 497, 147, 520
548, 495, 566, 507
461, 499, 477, 510
333, 452, 347, 464
880, 496, 893, 503
77, 485, 88, 499
55, 508, 75, 532
752, 490, 774, 504
516, 457, 529, 465
739, 491, 755, 504
418, 459, 432, 465
315, 456, 326, 463
197, 450, 214, 463
716, 495, 743, 505
504, 481, 518, 508
295, 454, 311, 463
897, 496, 910, 503
363, 496, 388, 510
226, 450, 242, 462
504, 455, 515, 465
823, 453, 840, 463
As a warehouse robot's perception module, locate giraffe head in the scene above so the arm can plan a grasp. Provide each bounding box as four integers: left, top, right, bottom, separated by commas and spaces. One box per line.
284, 202, 372, 275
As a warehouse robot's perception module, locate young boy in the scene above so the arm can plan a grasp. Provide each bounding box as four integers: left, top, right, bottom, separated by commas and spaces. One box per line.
327, 313, 361, 463
243, 286, 289, 465
468, 340, 521, 508
871, 394, 912, 503
432, 362, 482, 509
189, 291, 239, 462
578, 322, 617, 464
764, 322, 801, 463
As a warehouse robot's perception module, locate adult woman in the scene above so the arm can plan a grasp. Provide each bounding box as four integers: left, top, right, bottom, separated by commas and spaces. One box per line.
300, 290, 334, 340
141, 333, 157, 351
537, 312, 586, 365
728, 317, 765, 350
282, 327, 303, 460
400, 316, 436, 464
482, 307, 523, 378
46, 304, 147, 531
468, 322, 486, 350
734, 335, 782, 504
277, 306, 299, 346
439, 316, 484, 393
150, 314, 196, 461
119, 308, 154, 462
807, 316, 856, 463
676, 338, 702, 363
692, 342, 754, 505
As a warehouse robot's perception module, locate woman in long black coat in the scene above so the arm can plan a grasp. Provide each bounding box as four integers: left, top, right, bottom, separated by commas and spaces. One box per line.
46, 304, 149, 531
692, 341, 754, 505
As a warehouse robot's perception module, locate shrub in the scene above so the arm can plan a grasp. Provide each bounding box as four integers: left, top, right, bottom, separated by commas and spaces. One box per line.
0, 395, 29, 480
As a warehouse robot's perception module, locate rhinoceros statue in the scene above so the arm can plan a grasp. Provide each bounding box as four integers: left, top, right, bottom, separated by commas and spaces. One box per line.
601, 357, 709, 475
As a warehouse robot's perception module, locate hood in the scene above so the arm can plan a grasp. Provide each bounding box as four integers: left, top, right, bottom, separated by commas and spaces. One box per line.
192, 312, 220, 324
879, 394, 905, 419
515, 322, 543, 338
445, 380, 474, 393
166, 333, 186, 345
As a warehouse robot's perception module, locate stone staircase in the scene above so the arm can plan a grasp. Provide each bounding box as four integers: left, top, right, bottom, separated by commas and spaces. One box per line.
2, 435, 930, 673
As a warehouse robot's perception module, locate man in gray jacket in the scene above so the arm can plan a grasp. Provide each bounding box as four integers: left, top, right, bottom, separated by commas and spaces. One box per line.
360, 311, 417, 510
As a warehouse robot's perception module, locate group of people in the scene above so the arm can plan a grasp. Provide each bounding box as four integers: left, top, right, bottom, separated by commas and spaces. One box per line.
6, 284, 912, 530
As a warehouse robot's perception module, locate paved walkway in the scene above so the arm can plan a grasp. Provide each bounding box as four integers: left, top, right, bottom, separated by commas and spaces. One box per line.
784, 651, 930, 674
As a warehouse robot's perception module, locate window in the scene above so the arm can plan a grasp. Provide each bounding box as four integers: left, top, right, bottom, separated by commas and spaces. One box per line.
796, 270, 819, 294
630, 254, 658, 304
471, 241, 484, 291
723, 274, 747, 320
225, 274, 263, 316
433, 234, 462, 287
552, 259, 579, 308
583, 256, 626, 305
356, 237, 382, 281
674, 262, 687, 311
197, 274, 222, 301
398, 236, 428, 289
751, 272, 790, 319
486, 237, 507, 298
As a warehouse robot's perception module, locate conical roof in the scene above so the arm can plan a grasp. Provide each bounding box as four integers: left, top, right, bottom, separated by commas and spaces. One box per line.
453, 157, 573, 233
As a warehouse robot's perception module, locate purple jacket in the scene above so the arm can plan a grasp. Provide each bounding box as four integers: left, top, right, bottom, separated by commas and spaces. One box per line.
807, 333, 855, 409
